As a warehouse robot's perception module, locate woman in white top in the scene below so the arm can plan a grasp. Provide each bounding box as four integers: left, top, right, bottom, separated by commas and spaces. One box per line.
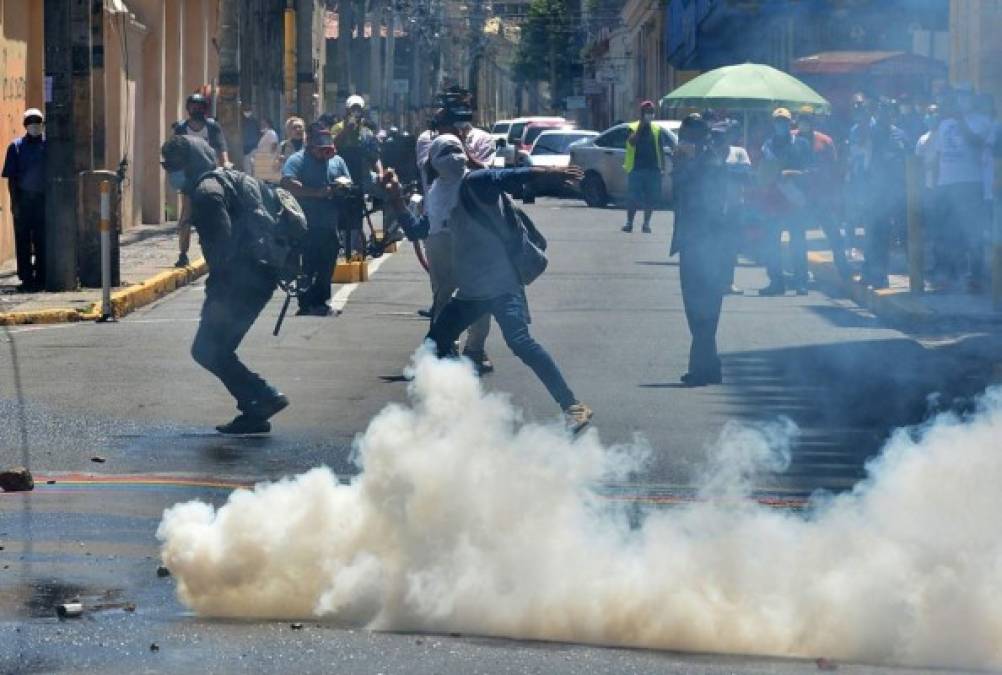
250, 118, 281, 183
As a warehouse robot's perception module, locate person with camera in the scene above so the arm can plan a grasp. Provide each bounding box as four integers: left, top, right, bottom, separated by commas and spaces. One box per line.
670, 114, 735, 387
281, 124, 352, 317
159, 135, 289, 435
173, 93, 231, 269
382, 135, 594, 432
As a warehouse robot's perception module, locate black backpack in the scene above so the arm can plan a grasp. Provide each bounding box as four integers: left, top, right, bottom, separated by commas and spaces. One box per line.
200, 169, 309, 284
461, 182, 548, 285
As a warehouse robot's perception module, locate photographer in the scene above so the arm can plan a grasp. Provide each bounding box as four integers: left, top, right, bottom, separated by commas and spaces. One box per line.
281, 124, 352, 317
159, 135, 289, 435
382, 135, 594, 432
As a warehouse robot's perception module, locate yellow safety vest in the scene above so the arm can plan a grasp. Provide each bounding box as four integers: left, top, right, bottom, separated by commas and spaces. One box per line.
623, 121, 663, 172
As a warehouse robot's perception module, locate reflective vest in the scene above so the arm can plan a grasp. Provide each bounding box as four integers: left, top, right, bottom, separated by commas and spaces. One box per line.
623, 121, 663, 172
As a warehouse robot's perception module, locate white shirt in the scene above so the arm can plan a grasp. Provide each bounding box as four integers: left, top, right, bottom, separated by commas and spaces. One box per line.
416, 130, 436, 192
936, 113, 992, 187
915, 130, 938, 190
464, 126, 496, 166
251, 128, 281, 182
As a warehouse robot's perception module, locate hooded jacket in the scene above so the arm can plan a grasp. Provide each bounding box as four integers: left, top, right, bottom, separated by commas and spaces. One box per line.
166, 135, 274, 293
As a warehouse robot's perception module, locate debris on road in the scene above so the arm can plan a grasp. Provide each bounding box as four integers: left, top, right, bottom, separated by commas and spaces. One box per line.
156, 565, 171, 578
150, 643, 160, 652
816, 657, 838, 670
90, 456, 107, 463
56, 602, 83, 619
290, 622, 304, 630
0, 467, 34, 492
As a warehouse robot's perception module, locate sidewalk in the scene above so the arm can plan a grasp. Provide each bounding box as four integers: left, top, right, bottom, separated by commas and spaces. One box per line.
0, 222, 205, 325
807, 238, 1002, 329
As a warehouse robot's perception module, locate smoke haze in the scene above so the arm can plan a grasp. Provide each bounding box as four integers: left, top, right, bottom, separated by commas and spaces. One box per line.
157, 348, 1002, 670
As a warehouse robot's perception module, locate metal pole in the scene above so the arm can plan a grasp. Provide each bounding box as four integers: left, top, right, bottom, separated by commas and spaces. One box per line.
905, 156, 924, 295
98, 181, 114, 322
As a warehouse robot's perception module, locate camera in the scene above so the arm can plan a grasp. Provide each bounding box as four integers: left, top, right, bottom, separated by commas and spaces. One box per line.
437, 87, 474, 124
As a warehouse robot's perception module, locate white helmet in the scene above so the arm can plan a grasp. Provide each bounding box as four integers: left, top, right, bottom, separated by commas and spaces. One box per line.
346, 95, 366, 111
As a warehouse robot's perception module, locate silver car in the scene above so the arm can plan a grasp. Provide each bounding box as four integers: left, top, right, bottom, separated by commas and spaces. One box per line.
569, 121, 679, 207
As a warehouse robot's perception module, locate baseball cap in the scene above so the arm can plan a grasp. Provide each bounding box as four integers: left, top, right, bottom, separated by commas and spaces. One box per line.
772, 107, 792, 120
640, 100, 655, 111
23, 108, 44, 123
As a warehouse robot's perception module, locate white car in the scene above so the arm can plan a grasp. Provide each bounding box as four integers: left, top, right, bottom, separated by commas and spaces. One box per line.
490, 119, 513, 145
520, 129, 599, 201
569, 121, 679, 207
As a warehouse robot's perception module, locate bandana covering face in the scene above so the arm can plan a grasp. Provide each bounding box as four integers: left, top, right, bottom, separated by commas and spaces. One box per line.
426, 134, 467, 235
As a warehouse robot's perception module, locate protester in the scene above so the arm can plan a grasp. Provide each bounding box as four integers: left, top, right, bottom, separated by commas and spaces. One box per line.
934, 87, 992, 290
173, 93, 230, 268
670, 115, 734, 386
2, 108, 47, 291
159, 135, 288, 435
383, 134, 594, 431
720, 120, 752, 295
422, 113, 494, 374
281, 124, 352, 317
759, 107, 812, 296
622, 100, 664, 233
845, 93, 873, 254
796, 106, 851, 280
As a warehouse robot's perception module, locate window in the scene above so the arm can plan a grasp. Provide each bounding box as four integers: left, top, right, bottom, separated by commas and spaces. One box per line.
532, 133, 595, 155
492, 122, 511, 135
595, 127, 629, 149
507, 122, 527, 144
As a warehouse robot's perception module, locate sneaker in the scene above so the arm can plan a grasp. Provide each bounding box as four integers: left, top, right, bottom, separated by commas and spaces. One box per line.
247, 393, 289, 421
563, 402, 593, 434
641, 224, 652, 234
174, 253, 190, 268
216, 414, 271, 435
463, 350, 495, 376
417, 308, 433, 318
621, 224, 633, 233
758, 282, 786, 297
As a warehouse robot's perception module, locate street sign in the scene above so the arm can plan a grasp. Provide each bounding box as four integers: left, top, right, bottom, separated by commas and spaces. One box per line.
565, 96, 587, 110
391, 79, 410, 94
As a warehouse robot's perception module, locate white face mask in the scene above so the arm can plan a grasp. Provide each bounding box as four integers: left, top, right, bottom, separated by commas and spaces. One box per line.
26, 123, 43, 137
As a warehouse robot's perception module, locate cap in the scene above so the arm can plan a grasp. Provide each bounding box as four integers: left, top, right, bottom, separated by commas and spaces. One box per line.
797, 105, 815, 116
346, 94, 366, 110
23, 108, 44, 122
307, 123, 335, 148
640, 100, 655, 111
772, 107, 792, 120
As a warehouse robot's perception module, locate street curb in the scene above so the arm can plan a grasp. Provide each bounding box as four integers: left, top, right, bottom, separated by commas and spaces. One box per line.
0, 258, 208, 327
806, 251, 936, 326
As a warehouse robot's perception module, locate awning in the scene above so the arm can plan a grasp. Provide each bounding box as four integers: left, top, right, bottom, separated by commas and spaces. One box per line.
792, 51, 946, 77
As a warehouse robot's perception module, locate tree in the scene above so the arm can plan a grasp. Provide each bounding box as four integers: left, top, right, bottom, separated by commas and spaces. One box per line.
513, 0, 580, 107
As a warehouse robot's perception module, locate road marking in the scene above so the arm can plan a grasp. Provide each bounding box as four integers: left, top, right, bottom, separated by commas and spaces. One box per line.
332, 253, 394, 312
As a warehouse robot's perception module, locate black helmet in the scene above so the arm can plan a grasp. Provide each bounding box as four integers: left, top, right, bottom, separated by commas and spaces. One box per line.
679, 113, 709, 144
186, 93, 209, 113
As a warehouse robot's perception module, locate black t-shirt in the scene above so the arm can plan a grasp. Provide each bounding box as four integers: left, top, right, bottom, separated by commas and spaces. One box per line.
633, 123, 660, 172
174, 119, 229, 159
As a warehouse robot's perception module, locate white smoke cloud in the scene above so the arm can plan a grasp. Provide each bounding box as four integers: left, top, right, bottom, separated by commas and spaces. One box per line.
157, 349, 1002, 670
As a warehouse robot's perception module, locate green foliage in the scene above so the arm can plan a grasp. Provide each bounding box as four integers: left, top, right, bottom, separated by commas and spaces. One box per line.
513, 0, 579, 97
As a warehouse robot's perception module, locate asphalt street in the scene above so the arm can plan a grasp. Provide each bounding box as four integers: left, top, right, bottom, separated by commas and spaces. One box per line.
1, 199, 998, 674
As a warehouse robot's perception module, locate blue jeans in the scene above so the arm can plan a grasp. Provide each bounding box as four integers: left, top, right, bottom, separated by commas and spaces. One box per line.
427, 292, 577, 410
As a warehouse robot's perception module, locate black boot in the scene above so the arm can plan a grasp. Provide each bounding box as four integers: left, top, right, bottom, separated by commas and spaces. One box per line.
216, 414, 271, 435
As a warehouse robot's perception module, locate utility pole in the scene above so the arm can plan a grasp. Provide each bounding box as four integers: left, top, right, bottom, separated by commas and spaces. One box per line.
44, 0, 93, 291
383, 2, 397, 121
218, 0, 241, 167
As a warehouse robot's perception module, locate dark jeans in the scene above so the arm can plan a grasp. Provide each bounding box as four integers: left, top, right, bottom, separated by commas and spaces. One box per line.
192, 273, 278, 413
13, 192, 46, 286
300, 224, 339, 310
680, 237, 730, 379
863, 198, 895, 285
937, 182, 986, 282
766, 211, 808, 288
427, 292, 577, 410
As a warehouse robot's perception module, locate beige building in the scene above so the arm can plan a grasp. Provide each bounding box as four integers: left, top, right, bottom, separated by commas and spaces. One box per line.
950, 0, 1002, 101
0, 0, 223, 267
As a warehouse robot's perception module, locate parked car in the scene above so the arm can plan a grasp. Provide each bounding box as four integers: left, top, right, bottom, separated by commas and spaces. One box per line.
490, 119, 513, 145
520, 129, 599, 201
500, 116, 566, 166
569, 120, 680, 207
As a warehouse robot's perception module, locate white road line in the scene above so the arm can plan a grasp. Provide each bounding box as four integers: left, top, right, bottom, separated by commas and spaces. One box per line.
332, 252, 394, 313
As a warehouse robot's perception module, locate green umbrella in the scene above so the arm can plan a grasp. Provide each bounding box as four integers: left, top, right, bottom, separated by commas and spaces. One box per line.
660, 63, 830, 113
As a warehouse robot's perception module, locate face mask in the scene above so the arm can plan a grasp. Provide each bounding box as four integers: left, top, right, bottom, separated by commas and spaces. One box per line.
773, 121, 790, 136
168, 170, 187, 191
433, 152, 466, 181
242, 111, 253, 119
26, 123, 43, 137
